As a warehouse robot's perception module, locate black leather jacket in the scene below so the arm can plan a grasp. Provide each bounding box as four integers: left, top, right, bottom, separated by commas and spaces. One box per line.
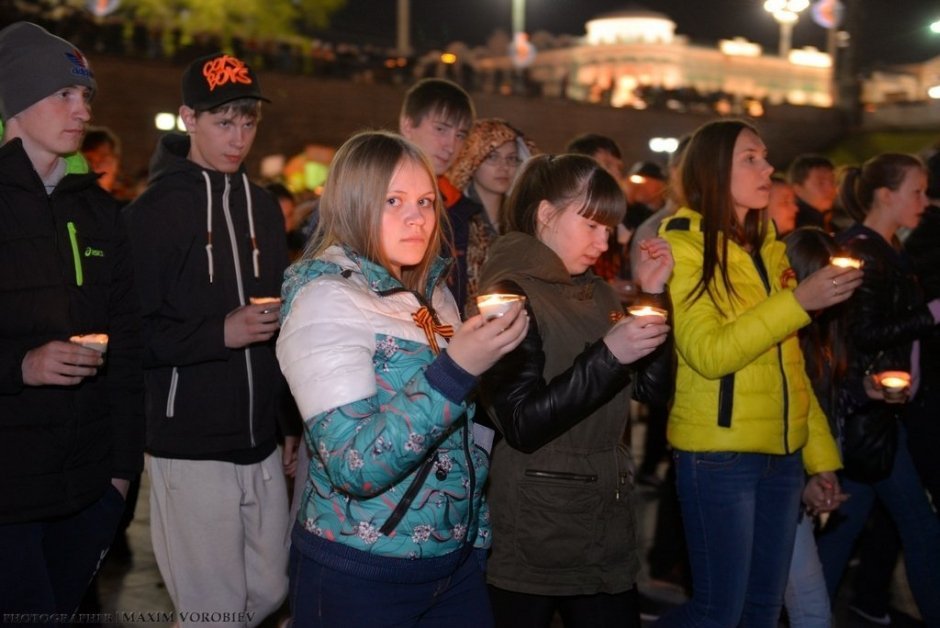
904, 205, 940, 380
838, 224, 935, 407
483, 279, 673, 452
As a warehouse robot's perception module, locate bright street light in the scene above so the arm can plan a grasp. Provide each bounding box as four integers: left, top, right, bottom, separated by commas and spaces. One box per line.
649, 137, 680, 154
764, 0, 811, 57
931, 20, 940, 34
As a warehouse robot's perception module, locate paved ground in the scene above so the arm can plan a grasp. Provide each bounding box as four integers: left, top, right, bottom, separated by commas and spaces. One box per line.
88, 418, 925, 627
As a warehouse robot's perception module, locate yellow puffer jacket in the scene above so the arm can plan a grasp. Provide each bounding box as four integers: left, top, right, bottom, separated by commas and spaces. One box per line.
660, 208, 840, 474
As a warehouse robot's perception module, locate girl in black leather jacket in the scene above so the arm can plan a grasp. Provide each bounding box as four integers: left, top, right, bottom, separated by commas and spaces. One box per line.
815, 153, 940, 625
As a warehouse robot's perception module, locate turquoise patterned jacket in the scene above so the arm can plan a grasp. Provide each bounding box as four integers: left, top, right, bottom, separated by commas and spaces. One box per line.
277, 245, 490, 559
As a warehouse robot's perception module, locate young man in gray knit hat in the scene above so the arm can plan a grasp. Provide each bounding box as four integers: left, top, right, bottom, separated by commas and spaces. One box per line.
0, 21, 144, 616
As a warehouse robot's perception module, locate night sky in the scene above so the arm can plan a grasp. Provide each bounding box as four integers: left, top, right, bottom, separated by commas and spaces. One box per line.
313, 0, 940, 69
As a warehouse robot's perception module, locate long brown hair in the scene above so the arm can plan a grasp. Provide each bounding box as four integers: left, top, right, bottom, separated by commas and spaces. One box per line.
305, 130, 445, 293
782, 227, 849, 408
679, 119, 768, 305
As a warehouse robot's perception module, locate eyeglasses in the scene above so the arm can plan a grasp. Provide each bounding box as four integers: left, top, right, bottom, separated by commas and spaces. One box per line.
482, 152, 522, 168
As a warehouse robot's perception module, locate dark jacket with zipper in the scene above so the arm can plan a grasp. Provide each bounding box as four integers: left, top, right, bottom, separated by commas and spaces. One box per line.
0, 139, 144, 524
837, 224, 936, 414
904, 204, 940, 381
478, 231, 673, 596
124, 134, 289, 462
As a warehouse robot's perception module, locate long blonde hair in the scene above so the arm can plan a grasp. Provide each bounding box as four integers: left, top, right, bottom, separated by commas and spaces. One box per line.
305, 130, 445, 293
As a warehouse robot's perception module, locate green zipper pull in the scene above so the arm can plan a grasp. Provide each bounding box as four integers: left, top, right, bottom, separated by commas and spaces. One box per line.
67, 221, 84, 286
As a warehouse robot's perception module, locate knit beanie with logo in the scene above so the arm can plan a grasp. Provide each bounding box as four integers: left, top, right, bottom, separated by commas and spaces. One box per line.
0, 21, 96, 122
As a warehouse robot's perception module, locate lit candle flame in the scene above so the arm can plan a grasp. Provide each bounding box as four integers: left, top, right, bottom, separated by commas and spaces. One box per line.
626, 305, 667, 319
476, 294, 525, 320
830, 256, 863, 269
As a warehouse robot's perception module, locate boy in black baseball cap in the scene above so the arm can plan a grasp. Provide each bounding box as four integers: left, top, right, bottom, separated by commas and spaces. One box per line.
0, 22, 144, 614
124, 52, 291, 623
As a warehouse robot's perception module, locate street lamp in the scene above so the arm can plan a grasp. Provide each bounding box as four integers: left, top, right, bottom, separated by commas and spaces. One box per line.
764, 0, 810, 57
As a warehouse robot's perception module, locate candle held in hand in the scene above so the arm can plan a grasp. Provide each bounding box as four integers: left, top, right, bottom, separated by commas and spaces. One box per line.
626, 305, 667, 320
830, 256, 863, 269
70, 333, 109, 354
877, 370, 911, 403
476, 294, 526, 321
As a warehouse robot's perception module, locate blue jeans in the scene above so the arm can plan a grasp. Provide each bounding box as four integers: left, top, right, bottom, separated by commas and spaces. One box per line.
784, 515, 830, 628
289, 544, 493, 628
0, 485, 125, 617
655, 450, 804, 628
816, 426, 940, 625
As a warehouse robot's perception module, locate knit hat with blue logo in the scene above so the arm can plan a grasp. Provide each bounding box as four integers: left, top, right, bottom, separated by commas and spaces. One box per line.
0, 21, 96, 121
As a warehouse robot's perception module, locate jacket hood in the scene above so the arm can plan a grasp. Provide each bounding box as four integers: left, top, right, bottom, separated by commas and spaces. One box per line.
146, 132, 260, 284
281, 245, 451, 319
481, 231, 574, 290
445, 118, 537, 191
0, 137, 98, 194
148, 133, 247, 185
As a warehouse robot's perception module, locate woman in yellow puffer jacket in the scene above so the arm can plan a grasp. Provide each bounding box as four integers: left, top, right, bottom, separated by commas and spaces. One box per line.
653, 120, 862, 628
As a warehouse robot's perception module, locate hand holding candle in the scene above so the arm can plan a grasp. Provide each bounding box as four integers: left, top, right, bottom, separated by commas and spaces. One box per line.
875, 370, 911, 403
604, 308, 670, 365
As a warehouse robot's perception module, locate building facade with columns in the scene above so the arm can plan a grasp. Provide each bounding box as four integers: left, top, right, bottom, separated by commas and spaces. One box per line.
472, 9, 834, 113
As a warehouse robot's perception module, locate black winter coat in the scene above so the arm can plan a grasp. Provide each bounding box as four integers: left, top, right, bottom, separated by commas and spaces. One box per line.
0, 139, 144, 524
838, 224, 935, 410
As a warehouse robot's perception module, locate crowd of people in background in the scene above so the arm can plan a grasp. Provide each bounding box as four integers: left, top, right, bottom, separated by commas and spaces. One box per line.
2, 17, 940, 628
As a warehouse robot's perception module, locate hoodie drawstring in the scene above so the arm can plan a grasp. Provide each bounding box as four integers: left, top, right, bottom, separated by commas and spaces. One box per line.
243, 172, 260, 279
202, 171, 215, 283
203, 172, 261, 282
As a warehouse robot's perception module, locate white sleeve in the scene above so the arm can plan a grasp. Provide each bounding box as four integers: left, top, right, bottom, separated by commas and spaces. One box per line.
276, 278, 376, 419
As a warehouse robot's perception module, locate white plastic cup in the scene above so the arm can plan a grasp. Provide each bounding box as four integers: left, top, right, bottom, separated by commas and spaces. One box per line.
475, 294, 526, 321
69, 333, 109, 354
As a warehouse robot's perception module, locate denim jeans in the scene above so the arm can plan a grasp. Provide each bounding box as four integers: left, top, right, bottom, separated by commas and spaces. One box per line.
816, 425, 940, 625
289, 544, 492, 628
784, 515, 830, 628
0, 484, 125, 617
654, 450, 804, 628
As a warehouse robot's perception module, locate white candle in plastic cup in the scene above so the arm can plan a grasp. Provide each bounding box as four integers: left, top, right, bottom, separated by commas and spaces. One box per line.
830, 256, 863, 269
250, 297, 281, 313
626, 305, 667, 320
70, 333, 109, 354
476, 294, 526, 321
877, 370, 911, 402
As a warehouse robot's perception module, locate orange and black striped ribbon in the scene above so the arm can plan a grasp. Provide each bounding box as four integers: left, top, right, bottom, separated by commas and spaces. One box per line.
412, 306, 454, 355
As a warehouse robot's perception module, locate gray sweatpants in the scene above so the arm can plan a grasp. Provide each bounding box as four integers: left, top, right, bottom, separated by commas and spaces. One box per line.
148, 450, 290, 627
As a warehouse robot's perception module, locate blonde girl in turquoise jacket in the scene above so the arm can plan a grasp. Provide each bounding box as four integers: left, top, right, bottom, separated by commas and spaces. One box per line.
277, 131, 528, 627
653, 120, 862, 628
